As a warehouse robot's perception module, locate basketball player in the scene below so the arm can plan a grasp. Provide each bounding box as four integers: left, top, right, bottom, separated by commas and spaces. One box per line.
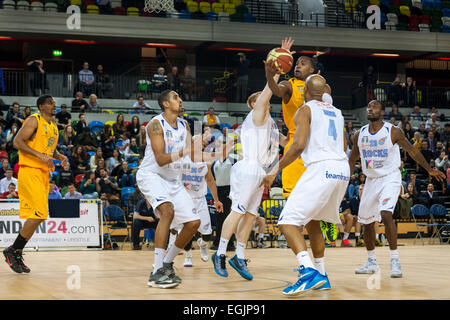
349, 100, 445, 278
181, 160, 223, 267
211, 71, 280, 281
261, 74, 349, 296
266, 37, 317, 197
3, 95, 67, 273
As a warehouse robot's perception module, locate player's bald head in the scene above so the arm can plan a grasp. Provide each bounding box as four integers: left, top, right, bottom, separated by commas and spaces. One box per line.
324, 83, 331, 95
305, 74, 326, 102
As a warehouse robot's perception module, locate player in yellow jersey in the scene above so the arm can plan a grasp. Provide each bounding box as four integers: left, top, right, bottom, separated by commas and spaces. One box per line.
266, 38, 317, 197
3, 95, 67, 274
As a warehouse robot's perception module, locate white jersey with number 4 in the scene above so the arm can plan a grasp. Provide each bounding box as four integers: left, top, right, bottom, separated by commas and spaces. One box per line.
301, 100, 348, 167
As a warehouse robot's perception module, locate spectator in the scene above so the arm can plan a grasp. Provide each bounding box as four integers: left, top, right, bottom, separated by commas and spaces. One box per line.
0, 159, 10, 180
435, 151, 450, 172
58, 124, 76, 157
75, 113, 88, 135
426, 131, 437, 154
80, 171, 99, 199
55, 104, 72, 130
117, 132, 131, 156
131, 199, 159, 250
427, 106, 441, 119
48, 181, 62, 200
417, 123, 427, 139
436, 141, 445, 155
167, 66, 181, 93
22, 106, 32, 121
127, 116, 141, 143
76, 127, 98, 151
430, 124, 441, 142
124, 137, 140, 163
139, 125, 147, 157
203, 107, 220, 129
95, 64, 112, 98
409, 105, 423, 121
6, 103, 23, 130
64, 183, 83, 200
441, 123, 450, 146
420, 183, 441, 208
89, 147, 104, 172
0, 111, 7, 130
87, 94, 101, 113
0, 182, 18, 199
96, 168, 119, 201
117, 161, 136, 188
94, 159, 107, 177
406, 171, 426, 193
109, 148, 122, 175
6, 123, 19, 145
152, 67, 168, 98
425, 113, 440, 130
404, 76, 417, 107
235, 52, 250, 102
180, 66, 195, 101
420, 140, 434, 164
345, 121, 357, 149
387, 104, 403, 121
403, 122, 414, 141
401, 182, 418, 205
389, 75, 404, 105
113, 114, 127, 138
100, 124, 116, 160
71, 145, 89, 176
412, 131, 422, 149
127, 184, 145, 215
132, 96, 151, 114
71, 92, 88, 113
0, 168, 17, 193
0, 125, 5, 150
27, 59, 48, 96
78, 62, 95, 96
58, 162, 75, 188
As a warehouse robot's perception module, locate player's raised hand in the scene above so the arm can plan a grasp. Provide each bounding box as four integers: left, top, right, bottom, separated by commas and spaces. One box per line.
264, 59, 280, 78
429, 169, 446, 182
260, 174, 277, 191
214, 200, 224, 213
281, 37, 295, 55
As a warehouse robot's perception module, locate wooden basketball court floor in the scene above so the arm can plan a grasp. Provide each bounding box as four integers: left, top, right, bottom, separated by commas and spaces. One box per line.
1, 241, 449, 300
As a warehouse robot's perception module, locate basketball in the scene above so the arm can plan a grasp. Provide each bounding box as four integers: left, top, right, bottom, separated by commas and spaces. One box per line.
267, 47, 294, 74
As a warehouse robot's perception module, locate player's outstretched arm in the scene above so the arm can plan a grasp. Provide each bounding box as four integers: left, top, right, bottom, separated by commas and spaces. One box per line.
392, 126, 446, 182
13, 116, 55, 169
348, 130, 360, 175
205, 163, 223, 213
252, 72, 280, 126
148, 119, 185, 166
265, 59, 291, 102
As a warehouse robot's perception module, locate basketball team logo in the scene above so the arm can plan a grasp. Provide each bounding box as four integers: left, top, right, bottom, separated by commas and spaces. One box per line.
365, 160, 372, 169
379, 137, 387, 145
382, 198, 391, 205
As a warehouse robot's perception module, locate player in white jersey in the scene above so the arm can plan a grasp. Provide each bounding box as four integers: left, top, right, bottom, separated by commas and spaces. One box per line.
181, 159, 223, 267
262, 74, 349, 296
349, 100, 445, 278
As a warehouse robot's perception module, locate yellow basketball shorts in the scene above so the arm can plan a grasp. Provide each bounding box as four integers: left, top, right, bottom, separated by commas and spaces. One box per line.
18, 166, 50, 220
282, 137, 306, 198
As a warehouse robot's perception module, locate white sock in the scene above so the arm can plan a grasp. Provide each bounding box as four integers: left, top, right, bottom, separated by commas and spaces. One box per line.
236, 241, 246, 259
367, 249, 376, 261
168, 232, 177, 247
153, 248, 165, 274
343, 232, 349, 240
314, 257, 325, 275
355, 232, 360, 237
258, 233, 264, 240
163, 245, 182, 264
390, 249, 399, 260
296, 251, 315, 269
217, 237, 229, 256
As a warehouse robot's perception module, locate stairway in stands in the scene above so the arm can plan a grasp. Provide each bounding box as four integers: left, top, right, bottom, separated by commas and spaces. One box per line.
342, 110, 363, 129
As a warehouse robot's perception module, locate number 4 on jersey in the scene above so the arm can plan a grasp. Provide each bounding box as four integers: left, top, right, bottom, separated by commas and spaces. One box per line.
328, 119, 337, 141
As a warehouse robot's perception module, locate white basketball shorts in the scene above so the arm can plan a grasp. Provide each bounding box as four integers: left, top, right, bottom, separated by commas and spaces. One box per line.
229, 160, 266, 216
192, 196, 212, 235
136, 170, 199, 229
278, 159, 350, 227
358, 170, 402, 225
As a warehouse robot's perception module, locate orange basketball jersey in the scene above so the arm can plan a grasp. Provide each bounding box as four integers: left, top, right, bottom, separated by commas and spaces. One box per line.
282, 78, 306, 135
19, 113, 59, 172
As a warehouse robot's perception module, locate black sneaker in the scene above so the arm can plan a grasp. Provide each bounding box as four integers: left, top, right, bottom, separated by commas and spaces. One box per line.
163, 262, 182, 284
3, 247, 27, 274
148, 262, 180, 288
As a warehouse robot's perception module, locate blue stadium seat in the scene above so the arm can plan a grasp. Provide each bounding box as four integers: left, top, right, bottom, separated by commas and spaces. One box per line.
219, 123, 232, 130
121, 187, 136, 206
179, 9, 192, 18
89, 120, 104, 134
205, 11, 218, 20
128, 162, 138, 169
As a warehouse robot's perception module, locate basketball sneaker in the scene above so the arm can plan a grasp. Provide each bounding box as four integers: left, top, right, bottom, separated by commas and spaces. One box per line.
341, 239, 353, 247
321, 222, 337, 243
228, 255, 253, 280
314, 273, 331, 291
257, 238, 269, 248
282, 266, 326, 296
197, 238, 209, 262
183, 251, 193, 267
3, 247, 29, 274
211, 252, 228, 277
390, 258, 403, 278
355, 258, 379, 274
356, 238, 365, 247
375, 238, 383, 247
325, 242, 336, 248
148, 263, 180, 288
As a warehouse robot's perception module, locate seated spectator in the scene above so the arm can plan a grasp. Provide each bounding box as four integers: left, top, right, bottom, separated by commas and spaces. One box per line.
109, 149, 122, 175
71, 145, 89, 176
80, 171, 99, 199
117, 161, 136, 188
132, 199, 159, 250
6, 123, 19, 145
203, 107, 220, 129
58, 162, 75, 188
127, 184, 145, 214
430, 124, 441, 142
420, 140, 434, 164
78, 62, 95, 97
425, 113, 440, 130
6, 102, 23, 130
58, 124, 76, 157
72, 92, 88, 113
427, 106, 441, 119
126, 116, 141, 143
64, 183, 83, 200
419, 183, 441, 208
89, 147, 104, 172
124, 137, 140, 163
48, 181, 62, 199
0, 168, 17, 193
409, 105, 423, 121
0, 182, 18, 199
132, 96, 151, 114
0, 158, 10, 180
75, 113, 88, 135
113, 114, 127, 138
386, 104, 403, 121
76, 127, 98, 151
152, 67, 168, 98
426, 131, 437, 154
435, 151, 450, 172
406, 171, 426, 193
403, 122, 414, 141
95, 159, 107, 177
441, 123, 450, 146
96, 168, 119, 201
118, 132, 131, 156
95, 64, 112, 98
436, 141, 446, 156
55, 104, 72, 130
348, 184, 364, 246
87, 94, 101, 113
139, 125, 147, 157
417, 123, 427, 139
402, 182, 418, 205
167, 66, 181, 93
180, 66, 195, 101
100, 124, 115, 160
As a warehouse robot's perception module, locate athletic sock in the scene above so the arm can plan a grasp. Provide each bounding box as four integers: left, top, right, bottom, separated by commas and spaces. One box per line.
12, 233, 28, 252
296, 251, 315, 270
153, 248, 165, 274
163, 245, 182, 264
236, 241, 246, 259
314, 257, 326, 276
343, 232, 349, 240
258, 233, 264, 240
168, 232, 177, 248
355, 232, 361, 238
390, 249, 399, 260
367, 249, 376, 261
217, 237, 229, 256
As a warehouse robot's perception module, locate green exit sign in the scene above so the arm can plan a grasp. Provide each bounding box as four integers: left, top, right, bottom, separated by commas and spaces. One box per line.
52, 50, 62, 56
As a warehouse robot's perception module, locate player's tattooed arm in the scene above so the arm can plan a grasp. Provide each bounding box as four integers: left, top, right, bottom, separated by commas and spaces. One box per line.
348, 130, 360, 175
148, 119, 184, 166
392, 126, 446, 182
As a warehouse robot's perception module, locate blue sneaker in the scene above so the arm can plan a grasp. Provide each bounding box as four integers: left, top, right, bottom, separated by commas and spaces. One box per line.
282, 266, 326, 296
228, 255, 253, 280
314, 273, 331, 291
211, 252, 228, 278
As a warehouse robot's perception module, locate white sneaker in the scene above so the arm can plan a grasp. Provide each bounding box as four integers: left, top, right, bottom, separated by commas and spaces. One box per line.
197, 238, 209, 262
355, 258, 379, 274
184, 251, 193, 267
390, 258, 402, 278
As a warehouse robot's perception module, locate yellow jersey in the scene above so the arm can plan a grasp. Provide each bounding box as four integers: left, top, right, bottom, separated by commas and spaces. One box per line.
282, 78, 306, 136
19, 113, 59, 172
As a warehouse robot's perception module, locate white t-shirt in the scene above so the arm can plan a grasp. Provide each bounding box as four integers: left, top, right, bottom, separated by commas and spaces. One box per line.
0, 177, 18, 193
